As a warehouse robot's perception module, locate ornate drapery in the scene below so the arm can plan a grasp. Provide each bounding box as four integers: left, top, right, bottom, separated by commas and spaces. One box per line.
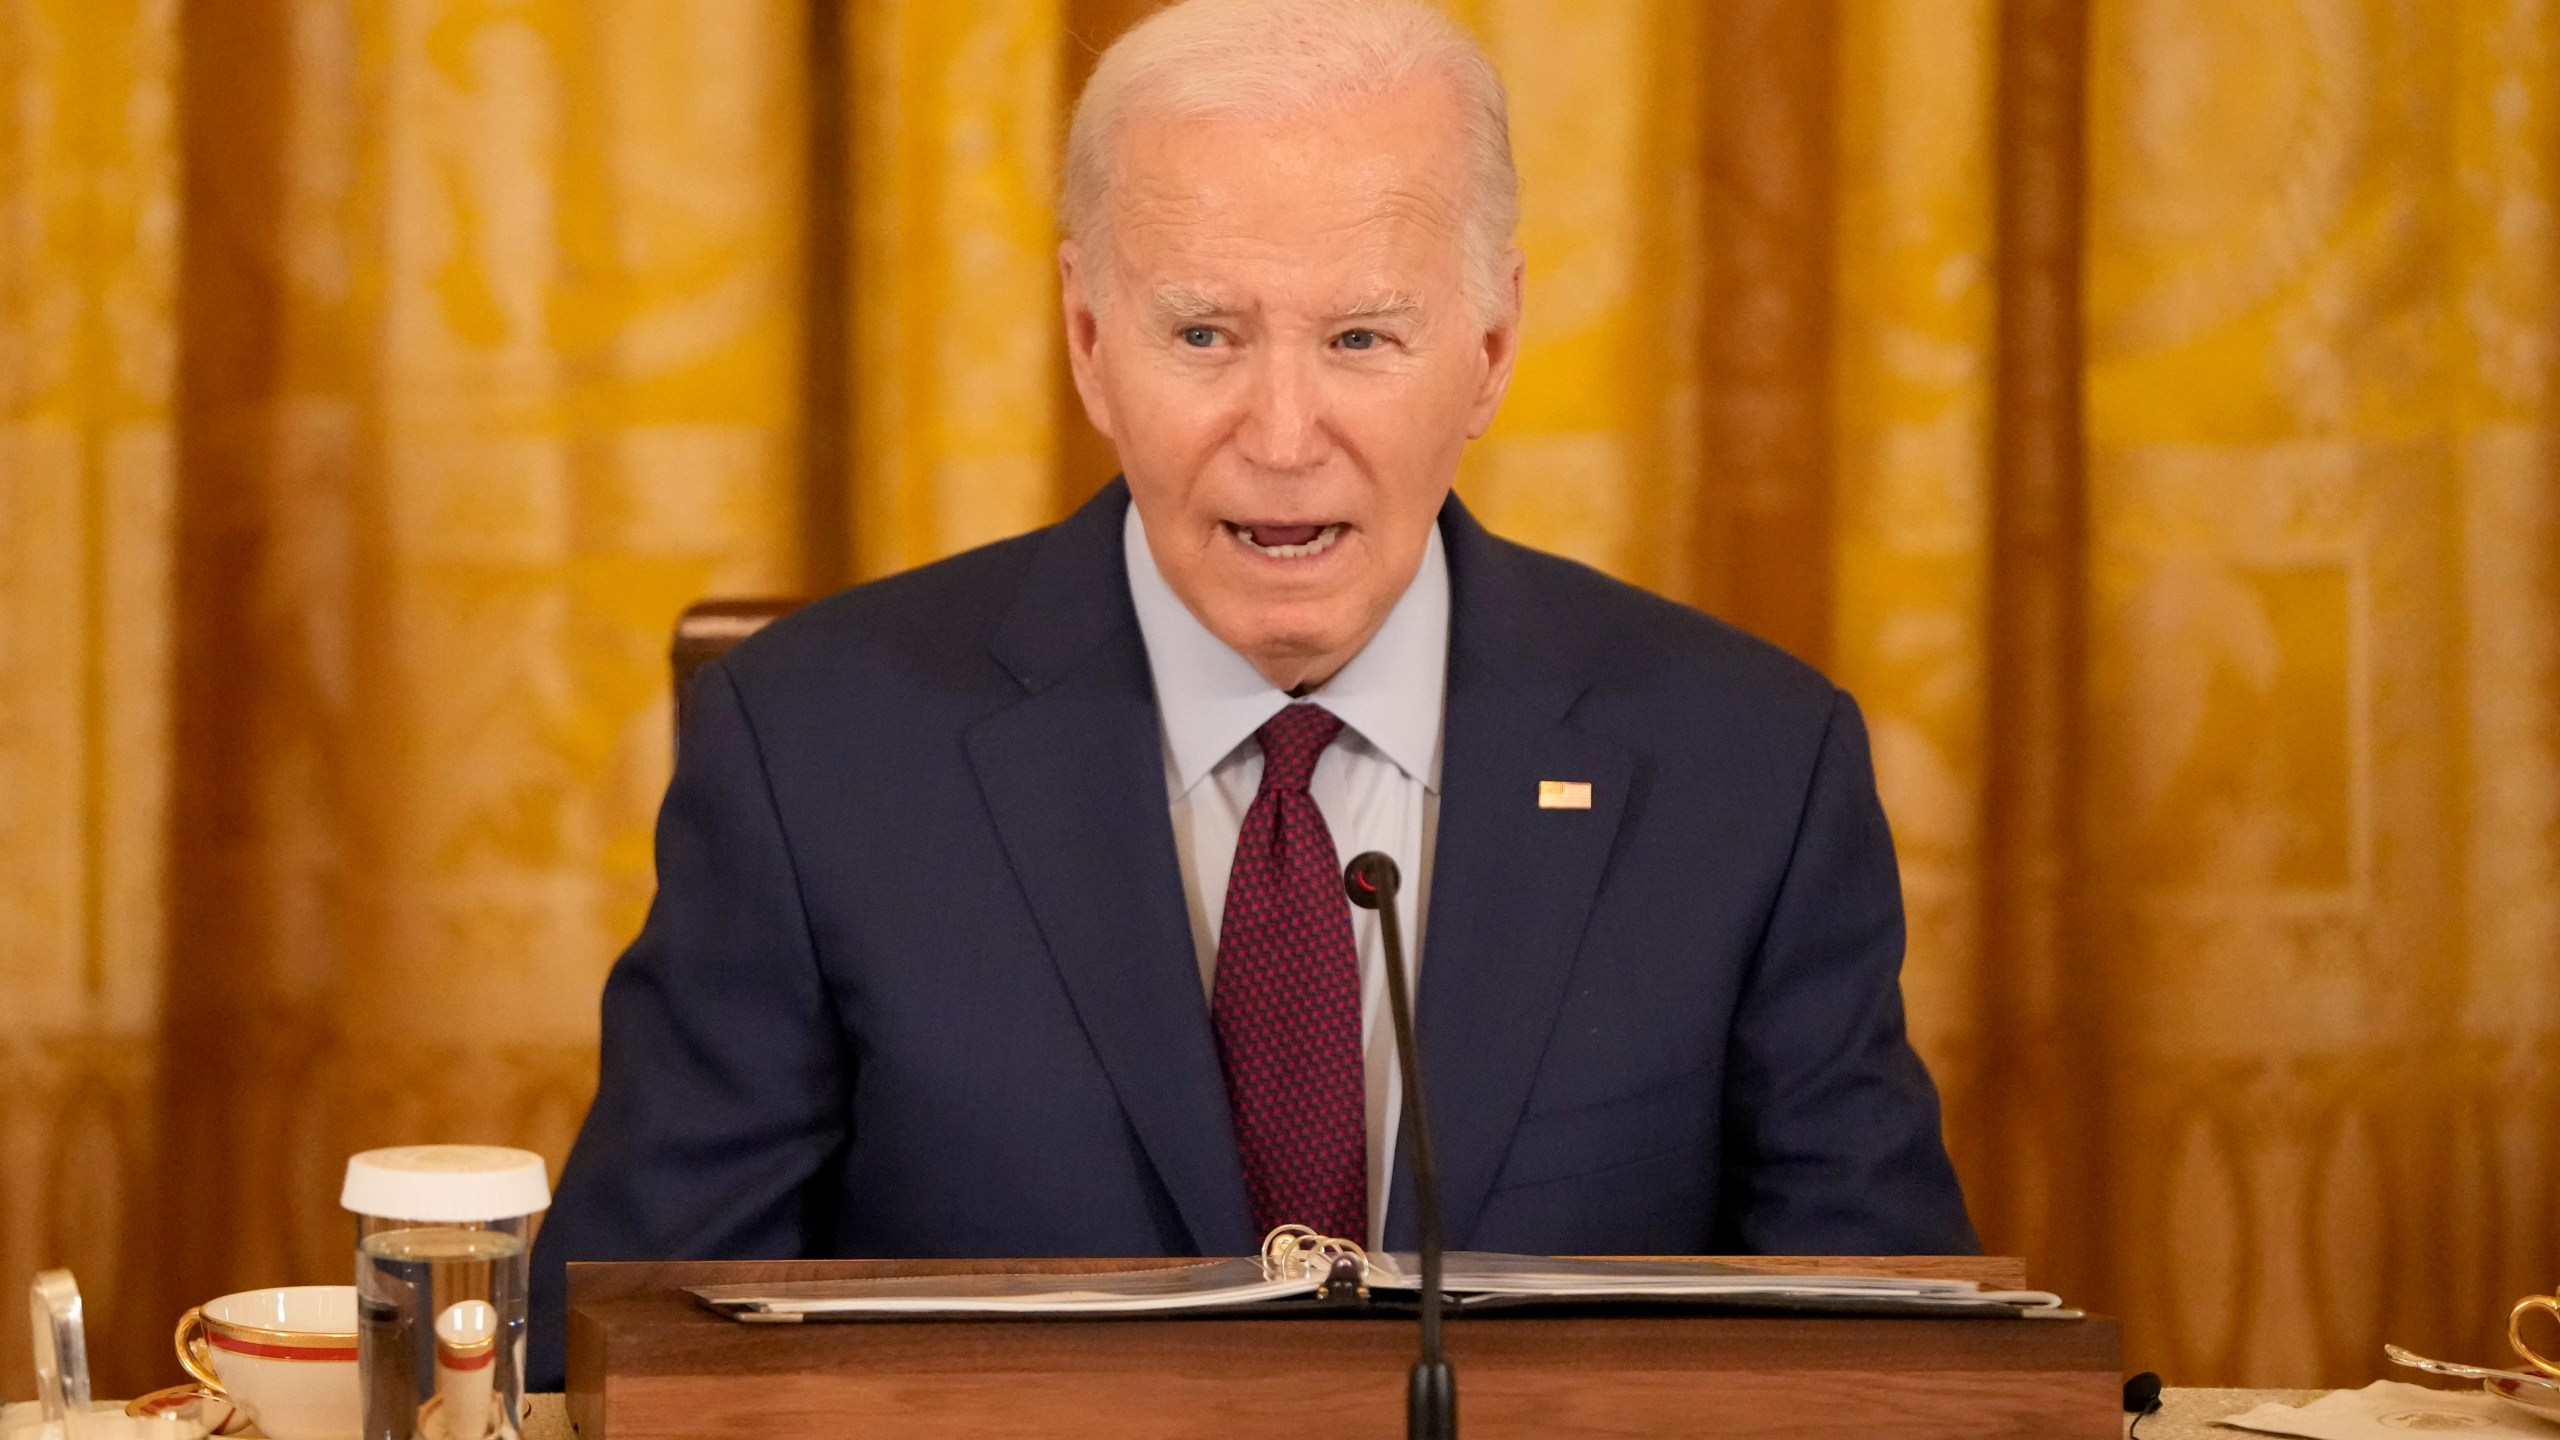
4, 0, 2554, 1393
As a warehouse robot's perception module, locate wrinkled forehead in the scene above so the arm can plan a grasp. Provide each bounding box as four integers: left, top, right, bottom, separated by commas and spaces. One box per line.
1101, 84, 1477, 302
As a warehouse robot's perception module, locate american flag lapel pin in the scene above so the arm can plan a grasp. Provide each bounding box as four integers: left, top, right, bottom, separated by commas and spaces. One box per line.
1538, 780, 1593, 810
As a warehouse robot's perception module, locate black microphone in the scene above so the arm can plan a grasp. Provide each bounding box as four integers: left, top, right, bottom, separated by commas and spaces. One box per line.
1345, 851, 1455, 1440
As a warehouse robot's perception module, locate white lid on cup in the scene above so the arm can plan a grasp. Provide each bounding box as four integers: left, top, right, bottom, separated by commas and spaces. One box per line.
341, 1145, 551, 1222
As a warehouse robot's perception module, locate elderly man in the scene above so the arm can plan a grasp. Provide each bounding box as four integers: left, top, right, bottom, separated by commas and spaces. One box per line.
528, 0, 1972, 1390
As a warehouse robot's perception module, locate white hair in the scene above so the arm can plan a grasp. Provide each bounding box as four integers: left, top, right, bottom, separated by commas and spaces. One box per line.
1062, 0, 1520, 323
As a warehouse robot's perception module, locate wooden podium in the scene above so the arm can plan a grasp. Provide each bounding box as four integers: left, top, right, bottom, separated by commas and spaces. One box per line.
566, 1256, 2119, 1438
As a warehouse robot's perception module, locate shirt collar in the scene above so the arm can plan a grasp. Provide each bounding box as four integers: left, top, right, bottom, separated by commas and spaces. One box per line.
1124, 502, 1448, 798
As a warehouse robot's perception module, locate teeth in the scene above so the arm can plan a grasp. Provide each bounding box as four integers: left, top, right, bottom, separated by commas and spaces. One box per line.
1231, 522, 1346, 559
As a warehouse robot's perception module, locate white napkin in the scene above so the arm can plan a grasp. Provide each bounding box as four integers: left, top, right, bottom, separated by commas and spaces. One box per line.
2215, 1380, 2557, 1437
1, 1400, 122, 1429
1, 1401, 200, 1438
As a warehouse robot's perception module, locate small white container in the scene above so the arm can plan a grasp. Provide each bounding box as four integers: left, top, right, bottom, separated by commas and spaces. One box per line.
343, 1147, 549, 1440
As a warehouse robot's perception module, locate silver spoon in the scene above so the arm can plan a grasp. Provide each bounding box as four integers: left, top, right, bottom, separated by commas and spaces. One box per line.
2386, 1343, 2560, 1389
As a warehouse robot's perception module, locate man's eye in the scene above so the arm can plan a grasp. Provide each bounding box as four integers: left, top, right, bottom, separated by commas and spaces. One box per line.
1180, 326, 1219, 348
1338, 329, 1380, 351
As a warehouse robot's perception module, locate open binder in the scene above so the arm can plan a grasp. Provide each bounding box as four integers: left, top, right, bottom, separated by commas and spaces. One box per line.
687, 1226, 2076, 1325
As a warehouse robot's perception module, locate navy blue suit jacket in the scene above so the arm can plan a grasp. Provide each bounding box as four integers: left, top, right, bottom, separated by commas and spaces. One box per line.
527, 481, 1973, 1388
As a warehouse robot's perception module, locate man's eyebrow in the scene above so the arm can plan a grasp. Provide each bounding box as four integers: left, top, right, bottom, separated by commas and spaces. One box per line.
1150, 285, 1232, 318
1334, 291, 1423, 320
1144, 287, 1426, 320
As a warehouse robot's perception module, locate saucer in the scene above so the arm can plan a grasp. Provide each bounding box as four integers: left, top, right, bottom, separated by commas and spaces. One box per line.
2486, 1375, 2560, 1425
125, 1386, 257, 1436
417, 1391, 506, 1440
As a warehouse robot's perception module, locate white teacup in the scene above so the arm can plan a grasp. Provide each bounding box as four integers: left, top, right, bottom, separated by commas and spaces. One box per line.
175, 1286, 360, 1440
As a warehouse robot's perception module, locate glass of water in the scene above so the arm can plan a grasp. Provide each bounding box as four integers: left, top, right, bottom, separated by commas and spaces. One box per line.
342, 1147, 550, 1440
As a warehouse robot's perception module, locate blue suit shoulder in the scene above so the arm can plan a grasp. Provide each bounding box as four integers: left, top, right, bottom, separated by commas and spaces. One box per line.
1462, 526, 1846, 742
706, 526, 1054, 713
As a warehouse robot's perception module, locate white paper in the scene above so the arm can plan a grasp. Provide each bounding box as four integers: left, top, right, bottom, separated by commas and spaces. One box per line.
688, 1256, 1317, 1317
2214, 1380, 2558, 1438
688, 1252, 2074, 1321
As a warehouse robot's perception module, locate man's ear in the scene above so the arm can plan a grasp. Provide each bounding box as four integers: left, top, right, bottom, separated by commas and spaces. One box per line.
1060, 241, 1116, 441
1465, 249, 1527, 439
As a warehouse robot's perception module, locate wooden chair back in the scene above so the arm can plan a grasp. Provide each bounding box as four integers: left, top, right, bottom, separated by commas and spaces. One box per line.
672, 598, 806, 738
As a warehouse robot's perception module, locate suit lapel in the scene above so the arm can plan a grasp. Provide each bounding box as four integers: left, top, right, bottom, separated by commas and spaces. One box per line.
965, 485, 1636, 1257
1394, 500, 1636, 1249
965, 484, 1258, 1257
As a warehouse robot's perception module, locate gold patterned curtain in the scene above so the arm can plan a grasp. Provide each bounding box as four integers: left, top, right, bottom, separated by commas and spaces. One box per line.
4, 0, 2555, 1395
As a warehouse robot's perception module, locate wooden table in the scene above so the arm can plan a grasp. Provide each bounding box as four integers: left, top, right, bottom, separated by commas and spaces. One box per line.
523, 1386, 2329, 1438
565, 1255, 2126, 1437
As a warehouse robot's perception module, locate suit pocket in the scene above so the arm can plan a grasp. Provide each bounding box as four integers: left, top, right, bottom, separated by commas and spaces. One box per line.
1470, 1141, 1712, 1255
1489, 1070, 1709, 1192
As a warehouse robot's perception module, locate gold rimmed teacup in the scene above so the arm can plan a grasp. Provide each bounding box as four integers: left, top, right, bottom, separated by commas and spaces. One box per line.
173, 1286, 360, 1440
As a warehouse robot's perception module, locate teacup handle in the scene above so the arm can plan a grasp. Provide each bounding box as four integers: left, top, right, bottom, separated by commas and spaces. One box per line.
175, 1306, 227, 1394
2514, 1295, 2560, 1379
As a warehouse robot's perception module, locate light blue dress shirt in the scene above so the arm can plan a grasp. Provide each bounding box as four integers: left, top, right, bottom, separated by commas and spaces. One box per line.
1122, 502, 1448, 1248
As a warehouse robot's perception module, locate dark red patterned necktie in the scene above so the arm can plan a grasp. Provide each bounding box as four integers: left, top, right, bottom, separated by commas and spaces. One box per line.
1211, 703, 1368, 1243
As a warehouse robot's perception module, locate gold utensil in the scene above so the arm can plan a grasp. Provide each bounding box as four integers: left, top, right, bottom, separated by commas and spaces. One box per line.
2386, 1342, 2560, 1389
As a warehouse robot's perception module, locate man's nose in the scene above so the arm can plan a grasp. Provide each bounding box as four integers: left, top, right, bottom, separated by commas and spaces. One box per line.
1232, 348, 1327, 473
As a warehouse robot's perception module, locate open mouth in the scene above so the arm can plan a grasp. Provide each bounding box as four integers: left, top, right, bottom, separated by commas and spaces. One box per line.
1226, 521, 1348, 559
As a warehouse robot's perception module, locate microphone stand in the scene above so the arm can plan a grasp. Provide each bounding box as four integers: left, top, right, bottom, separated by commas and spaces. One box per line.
1346, 853, 1456, 1440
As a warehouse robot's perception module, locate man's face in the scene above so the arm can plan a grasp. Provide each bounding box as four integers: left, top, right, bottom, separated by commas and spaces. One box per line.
1062, 76, 1522, 692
